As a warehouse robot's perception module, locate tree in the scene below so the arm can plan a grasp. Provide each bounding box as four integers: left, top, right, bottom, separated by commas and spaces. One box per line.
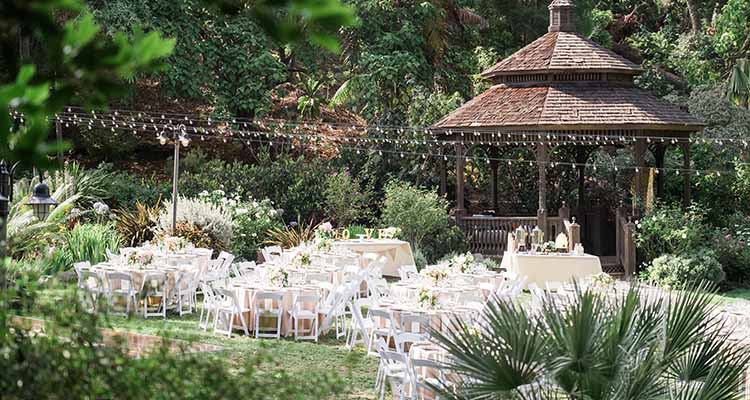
432, 283, 750, 399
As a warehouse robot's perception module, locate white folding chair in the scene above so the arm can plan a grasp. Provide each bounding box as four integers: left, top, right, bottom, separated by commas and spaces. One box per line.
348, 298, 375, 350
78, 269, 104, 312
304, 272, 330, 284
261, 246, 282, 263
73, 261, 91, 286
394, 332, 426, 355
289, 293, 320, 341
398, 265, 419, 281
105, 271, 137, 317
379, 348, 412, 400
213, 287, 250, 337
199, 282, 219, 330
253, 291, 284, 339
400, 313, 431, 336
368, 308, 397, 356
368, 278, 391, 301
174, 270, 196, 315
410, 357, 446, 400
141, 272, 168, 319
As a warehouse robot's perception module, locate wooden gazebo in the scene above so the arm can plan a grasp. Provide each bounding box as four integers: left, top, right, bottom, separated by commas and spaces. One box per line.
430, 0, 704, 276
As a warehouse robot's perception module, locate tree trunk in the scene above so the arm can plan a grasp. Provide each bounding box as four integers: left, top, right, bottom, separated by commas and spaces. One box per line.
685, 0, 701, 33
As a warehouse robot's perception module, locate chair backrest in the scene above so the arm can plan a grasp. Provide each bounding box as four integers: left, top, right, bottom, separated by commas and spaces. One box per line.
80, 270, 103, 291
293, 294, 320, 312
369, 308, 394, 327
399, 265, 419, 281
411, 357, 444, 390
200, 282, 217, 302
105, 249, 119, 261
106, 271, 134, 292
253, 292, 284, 310
394, 332, 426, 354
141, 272, 168, 295
510, 276, 528, 297
458, 292, 484, 305
73, 261, 91, 282
400, 313, 431, 334
176, 270, 196, 291
305, 272, 330, 283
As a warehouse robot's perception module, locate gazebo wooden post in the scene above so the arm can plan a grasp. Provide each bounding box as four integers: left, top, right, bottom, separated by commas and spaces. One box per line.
633, 138, 647, 214
575, 147, 588, 208
455, 143, 466, 217
489, 147, 500, 215
653, 143, 666, 199
681, 141, 691, 207
438, 147, 447, 196
536, 143, 548, 230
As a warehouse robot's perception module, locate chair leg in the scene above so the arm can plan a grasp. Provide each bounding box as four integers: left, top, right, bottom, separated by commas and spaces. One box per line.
238, 309, 249, 336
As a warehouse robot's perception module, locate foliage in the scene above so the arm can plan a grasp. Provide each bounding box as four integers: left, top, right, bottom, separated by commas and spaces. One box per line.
265, 221, 319, 249
297, 75, 326, 118
58, 223, 121, 273
644, 252, 724, 288
380, 180, 465, 262
0, 273, 345, 399
634, 204, 709, 263
172, 221, 225, 253
198, 189, 283, 260
95, 164, 171, 210
0, 0, 175, 171
158, 196, 233, 249
323, 171, 373, 227
712, 216, 750, 285
432, 283, 750, 399
114, 201, 160, 247
181, 149, 331, 222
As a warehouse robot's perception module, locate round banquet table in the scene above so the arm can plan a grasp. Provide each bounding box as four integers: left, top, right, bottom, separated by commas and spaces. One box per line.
230, 282, 326, 335
92, 262, 197, 294
332, 239, 415, 277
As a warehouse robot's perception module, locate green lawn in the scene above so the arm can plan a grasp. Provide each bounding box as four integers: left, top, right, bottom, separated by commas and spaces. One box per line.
715, 288, 750, 304
32, 285, 379, 399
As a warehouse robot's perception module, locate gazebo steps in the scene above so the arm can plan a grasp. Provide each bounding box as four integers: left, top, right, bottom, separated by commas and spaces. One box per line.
601, 256, 626, 279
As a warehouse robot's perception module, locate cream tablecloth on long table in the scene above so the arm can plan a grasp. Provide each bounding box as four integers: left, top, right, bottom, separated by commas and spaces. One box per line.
332, 239, 415, 277
500, 251, 602, 288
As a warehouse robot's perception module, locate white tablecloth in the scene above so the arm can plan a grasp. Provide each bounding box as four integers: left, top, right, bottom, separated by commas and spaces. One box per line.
500, 251, 602, 287
332, 239, 415, 277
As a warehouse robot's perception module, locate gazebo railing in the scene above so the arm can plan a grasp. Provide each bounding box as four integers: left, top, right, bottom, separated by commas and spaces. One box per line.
457, 204, 579, 256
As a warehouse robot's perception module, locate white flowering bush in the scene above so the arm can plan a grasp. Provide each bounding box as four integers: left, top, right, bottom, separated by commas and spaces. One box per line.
634, 204, 709, 263
198, 190, 283, 260
158, 196, 234, 249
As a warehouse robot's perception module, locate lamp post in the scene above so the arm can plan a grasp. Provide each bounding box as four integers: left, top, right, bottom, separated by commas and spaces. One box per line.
158, 125, 190, 233
0, 161, 18, 246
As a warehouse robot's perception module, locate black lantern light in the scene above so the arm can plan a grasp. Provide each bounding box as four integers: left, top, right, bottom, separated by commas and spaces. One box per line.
26, 181, 57, 221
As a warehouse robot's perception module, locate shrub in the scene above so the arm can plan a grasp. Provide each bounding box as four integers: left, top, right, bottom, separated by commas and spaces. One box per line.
634, 204, 709, 263
265, 221, 319, 249
41, 223, 121, 275
197, 189, 284, 260
96, 164, 171, 210
323, 172, 373, 227
380, 180, 466, 262
114, 201, 160, 247
712, 220, 750, 285
644, 251, 724, 288
158, 196, 233, 249
172, 221, 226, 254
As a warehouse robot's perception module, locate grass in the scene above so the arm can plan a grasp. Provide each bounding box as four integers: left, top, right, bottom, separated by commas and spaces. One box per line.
32, 284, 380, 399
714, 287, 750, 304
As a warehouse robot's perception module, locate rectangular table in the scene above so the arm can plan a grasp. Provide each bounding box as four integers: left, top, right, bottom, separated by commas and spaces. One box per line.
332, 239, 415, 277
500, 251, 602, 287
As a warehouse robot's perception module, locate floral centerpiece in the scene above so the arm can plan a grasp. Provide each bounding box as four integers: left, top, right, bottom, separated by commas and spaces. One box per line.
420, 265, 450, 287
590, 272, 615, 289
291, 249, 313, 268
313, 222, 334, 252
418, 288, 438, 309
447, 252, 488, 274
160, 235, 192, 253
540, 241, 557, 254
127, 250, 154, 269
266, 265, 289, 288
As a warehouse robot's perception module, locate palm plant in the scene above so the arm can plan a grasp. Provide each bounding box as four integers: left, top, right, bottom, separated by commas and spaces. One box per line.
727, 58, 750, 108
297, 75, 325, 119
265, 220, 319, 248
431, 283, 750, 400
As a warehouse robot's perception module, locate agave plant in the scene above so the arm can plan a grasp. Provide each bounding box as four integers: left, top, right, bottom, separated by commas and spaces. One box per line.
264, 220, 319, 248
431, 283, 750, 400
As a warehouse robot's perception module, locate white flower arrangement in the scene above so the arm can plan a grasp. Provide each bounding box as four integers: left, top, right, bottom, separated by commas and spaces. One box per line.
127, 250, 154, 269
418, 288, 438, 309
160, 235, 193, 253
590, 272, 615, 289
266, 265, 289, 288
447, 252, 487, 274
421, 265, 450, 286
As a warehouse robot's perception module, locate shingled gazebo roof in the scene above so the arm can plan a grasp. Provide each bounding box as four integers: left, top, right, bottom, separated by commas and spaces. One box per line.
432, 0, 703, 135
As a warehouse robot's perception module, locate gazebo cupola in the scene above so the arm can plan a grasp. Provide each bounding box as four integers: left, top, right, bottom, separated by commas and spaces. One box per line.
430, 0, 704, 276
548, 0, 575, 32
